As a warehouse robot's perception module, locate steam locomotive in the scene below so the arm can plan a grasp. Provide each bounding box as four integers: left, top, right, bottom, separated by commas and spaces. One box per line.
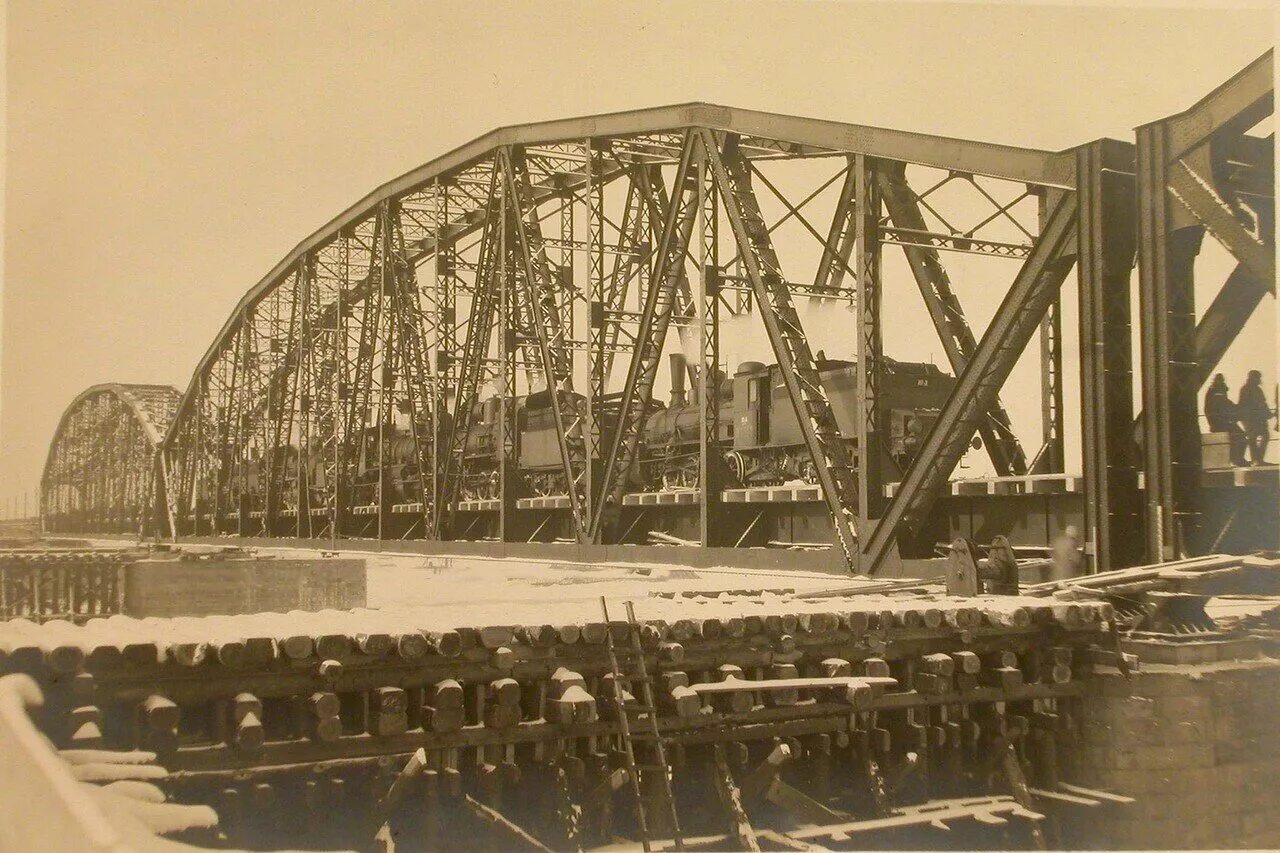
351, 352, 954, 503
210, 353, 954, 516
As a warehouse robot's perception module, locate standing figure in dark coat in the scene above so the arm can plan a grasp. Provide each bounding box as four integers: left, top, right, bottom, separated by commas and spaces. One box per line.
1204, 373, 1247, 466
1238, 370, 1273, 465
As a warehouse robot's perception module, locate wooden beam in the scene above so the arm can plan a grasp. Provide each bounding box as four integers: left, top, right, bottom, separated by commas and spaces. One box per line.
711, 744, 760, 852
462, 793, 553, 852
765, 777, 847, 825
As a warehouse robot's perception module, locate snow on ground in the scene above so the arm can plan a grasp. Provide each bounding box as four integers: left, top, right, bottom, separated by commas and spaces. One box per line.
261, 546, 866, 626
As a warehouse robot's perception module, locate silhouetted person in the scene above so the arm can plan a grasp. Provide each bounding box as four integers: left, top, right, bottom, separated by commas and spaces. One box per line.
1050, 525, 1085, 581
1205, 373, 1247, 467
1238, 370, 1272, 465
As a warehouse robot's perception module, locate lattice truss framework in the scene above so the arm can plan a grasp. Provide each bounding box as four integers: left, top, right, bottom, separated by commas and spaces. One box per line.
145, 100, 1115, 572
40, 385, 181, 534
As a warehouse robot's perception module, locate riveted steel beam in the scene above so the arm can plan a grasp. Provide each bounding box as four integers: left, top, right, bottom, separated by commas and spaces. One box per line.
1164, 50, 1273, 162
854, 155, 885, 523
1077, 142, 1141, 572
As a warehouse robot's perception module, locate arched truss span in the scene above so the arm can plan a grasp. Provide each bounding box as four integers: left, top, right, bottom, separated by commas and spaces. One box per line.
148, 63, 1267, 572
41, 384, 182, 534
157, 99, 1115, 567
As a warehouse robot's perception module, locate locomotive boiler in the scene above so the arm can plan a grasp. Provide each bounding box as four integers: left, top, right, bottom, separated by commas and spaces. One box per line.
641, 352, 955, 493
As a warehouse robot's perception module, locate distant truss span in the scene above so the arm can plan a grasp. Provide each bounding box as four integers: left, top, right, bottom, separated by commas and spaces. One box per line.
41, 384, 182, 534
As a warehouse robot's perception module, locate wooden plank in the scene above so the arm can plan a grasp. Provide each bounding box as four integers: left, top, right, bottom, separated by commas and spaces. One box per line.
765, 778, 847, 825
462, 793, 553, 851
787, 796, 1036, 840
711, 744, 759, 852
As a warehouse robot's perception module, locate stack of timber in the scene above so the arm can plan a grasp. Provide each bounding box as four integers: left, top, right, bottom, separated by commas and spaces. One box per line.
0, 588, 1127, 850
0, 547, 148, 623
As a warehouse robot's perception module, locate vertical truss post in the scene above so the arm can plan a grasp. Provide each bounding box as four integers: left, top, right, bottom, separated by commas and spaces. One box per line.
854, 155, 885, 523
267, 277, 303, 537
695, 141, 721, 545
1037, 302, 1064, 473
343, 217, 386, 537
583, 138, 605, 532
327, 234, 351, 543
703, 129, 864, 570
191, 382, 206, 534
431, 178, 461, 538
296, 255, 314, 538
213, 342, 239, 532
1077, 142, 1141, 572
374, 213, 394, 542
877, 163, 1029, 476
425, 182, 444, 538
497, 178, 515, 542
1036, 235, 1065, 475
861, 191, 1079, 573
1138, 121, 1205, 561
591, 132, 700, 543
382, 200, 436, 538
234, 321, 253, 537
501, 145, 590, 540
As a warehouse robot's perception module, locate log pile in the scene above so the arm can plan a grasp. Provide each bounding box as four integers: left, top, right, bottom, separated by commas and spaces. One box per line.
0, 587, 1123, 849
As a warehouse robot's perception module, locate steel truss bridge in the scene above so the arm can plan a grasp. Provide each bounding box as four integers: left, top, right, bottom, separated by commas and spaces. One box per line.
41, 384, 182, 534
40, 52, 1275, 573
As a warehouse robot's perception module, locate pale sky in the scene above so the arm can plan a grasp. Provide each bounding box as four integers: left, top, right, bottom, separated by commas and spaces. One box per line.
2, 0, 1275, 514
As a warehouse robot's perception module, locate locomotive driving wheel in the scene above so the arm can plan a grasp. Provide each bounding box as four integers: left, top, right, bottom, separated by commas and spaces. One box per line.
725, 451, 747, 487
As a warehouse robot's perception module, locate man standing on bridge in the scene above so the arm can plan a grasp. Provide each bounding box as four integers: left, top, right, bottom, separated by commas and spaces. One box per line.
1204, 373, 1247, 467
1238, 370, 1273, 465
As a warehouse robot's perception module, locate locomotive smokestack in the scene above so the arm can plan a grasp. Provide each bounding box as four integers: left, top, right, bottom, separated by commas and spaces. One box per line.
669, 353, 687, 406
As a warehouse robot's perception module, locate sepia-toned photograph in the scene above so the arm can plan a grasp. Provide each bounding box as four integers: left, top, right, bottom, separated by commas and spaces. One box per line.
0, 1, 1276, 849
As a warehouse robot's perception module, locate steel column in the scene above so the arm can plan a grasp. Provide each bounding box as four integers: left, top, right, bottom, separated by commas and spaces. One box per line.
1137, 121, 1204, 561
1077, 142, 1141, 572
854, 155, 885, 523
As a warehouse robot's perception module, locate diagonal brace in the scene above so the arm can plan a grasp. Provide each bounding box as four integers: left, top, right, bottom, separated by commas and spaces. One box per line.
591, 132, 700, 542
702, 129, 865, 570
501, 146, 591, 540
879, 163, 1029, 475
861, 191, 1079, 572
1168, 147, 1275, 286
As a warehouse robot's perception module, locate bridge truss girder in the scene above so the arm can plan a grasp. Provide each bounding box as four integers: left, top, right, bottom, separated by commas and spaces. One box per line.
145, 103, 1093, 573
41, 384, 181, 535
20, 47, 1241, 572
